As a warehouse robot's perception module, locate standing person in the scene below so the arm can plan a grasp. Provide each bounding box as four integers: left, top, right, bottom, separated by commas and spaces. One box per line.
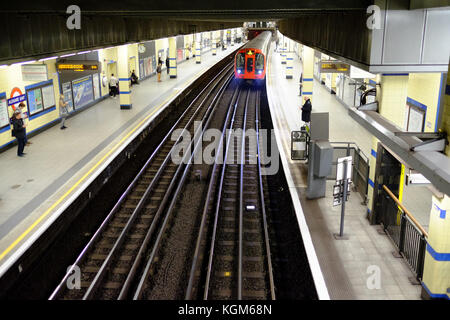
59, 94, 69, 130
17, 102, 31, 145
109, 74, 118, 98
11, 109, 27, 157
301, 96, 312, 125
156, 63, 162, 82
165, 57, 170, 75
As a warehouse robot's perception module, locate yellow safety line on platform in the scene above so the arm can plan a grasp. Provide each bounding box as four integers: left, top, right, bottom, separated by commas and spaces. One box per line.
0, 68, 207, 262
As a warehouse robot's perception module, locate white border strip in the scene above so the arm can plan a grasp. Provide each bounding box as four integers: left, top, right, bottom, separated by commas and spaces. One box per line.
266, 49, 330, 300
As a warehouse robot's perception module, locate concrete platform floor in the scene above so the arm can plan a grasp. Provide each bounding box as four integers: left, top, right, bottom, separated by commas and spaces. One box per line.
0, 46, 234, 265
266, 46, 422, 299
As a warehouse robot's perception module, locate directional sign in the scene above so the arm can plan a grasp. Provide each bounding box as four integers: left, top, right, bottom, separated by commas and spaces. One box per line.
7, 94, 26, 106
320, 60, 350, 74
336, 156, 352, 181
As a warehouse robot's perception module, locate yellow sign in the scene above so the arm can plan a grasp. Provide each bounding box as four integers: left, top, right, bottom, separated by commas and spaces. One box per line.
320, 61, 349, 73
247, 50, 253, 55
57, 63, 99, 71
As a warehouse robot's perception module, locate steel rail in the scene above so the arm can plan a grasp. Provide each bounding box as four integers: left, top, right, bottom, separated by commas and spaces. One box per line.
238, 88, 250, 300
184, 85, 241, 300
48, 62, 232, 300
203, 89, 243, 300
131, 72, 235, 300
255, 90, 276, 299
82, 65, 235, 300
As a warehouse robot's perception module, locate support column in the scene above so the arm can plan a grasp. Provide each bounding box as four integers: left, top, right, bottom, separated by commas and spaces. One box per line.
195, 34, 201, 64
212, 32, 217, 55
231, 29, 235, 46
169, 37, 177, 78
422, 194, 450, 300
223, 31, 227, 50
421, 70, 450, 300
118, 44, 132, 110
285, 39, 293, 79
367, 73, 409, 222
280, 41, 286, 65
301, 45, 314, 102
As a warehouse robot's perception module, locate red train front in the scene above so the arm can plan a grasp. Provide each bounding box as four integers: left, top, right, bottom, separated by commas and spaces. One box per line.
234, 31, 272, 81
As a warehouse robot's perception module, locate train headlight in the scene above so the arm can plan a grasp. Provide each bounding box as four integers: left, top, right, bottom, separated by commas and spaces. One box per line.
257, 70, 262, 74
237, 70, 242, 74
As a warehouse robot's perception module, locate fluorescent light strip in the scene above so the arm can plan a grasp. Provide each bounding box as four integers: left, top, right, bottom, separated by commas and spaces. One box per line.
39, 56, 58, 62
0, 65, 7, 69
11, 60, 36, 66
77, 50, 91, 55
60, 53, 76, 58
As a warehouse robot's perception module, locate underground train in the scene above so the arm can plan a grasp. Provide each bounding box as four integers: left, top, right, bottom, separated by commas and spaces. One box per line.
234, 31, 272, 81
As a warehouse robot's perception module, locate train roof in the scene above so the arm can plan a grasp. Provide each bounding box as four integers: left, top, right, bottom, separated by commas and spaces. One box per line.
241, 31, 272, 52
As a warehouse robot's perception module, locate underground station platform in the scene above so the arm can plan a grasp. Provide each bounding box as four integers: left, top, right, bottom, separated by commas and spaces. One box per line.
0, 1, 449, 316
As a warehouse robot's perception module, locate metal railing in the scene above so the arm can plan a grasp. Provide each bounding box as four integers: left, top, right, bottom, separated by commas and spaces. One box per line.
327, 142, 370, 204
380, 185, 428, 281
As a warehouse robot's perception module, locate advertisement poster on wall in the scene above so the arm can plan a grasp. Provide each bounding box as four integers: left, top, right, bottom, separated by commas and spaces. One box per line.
22, 64, 48, 82
144, 57, 150, 77
28, 88, 44, 115
139, 60, 144, 79
41, 85, 55, 109
62, 82, 74, 111
72, 76, 94, 109
92, 73, 100, 100
0, 95, 8, 128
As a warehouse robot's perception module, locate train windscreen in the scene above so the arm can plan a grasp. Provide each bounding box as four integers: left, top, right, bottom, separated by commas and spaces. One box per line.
236, 53, 245, 70
255, 54, 264, 72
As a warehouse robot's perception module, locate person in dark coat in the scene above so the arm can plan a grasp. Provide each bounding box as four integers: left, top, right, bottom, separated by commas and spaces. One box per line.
165, 57, 170, 75
11, 109, 27, 157
301, 96, 312, 123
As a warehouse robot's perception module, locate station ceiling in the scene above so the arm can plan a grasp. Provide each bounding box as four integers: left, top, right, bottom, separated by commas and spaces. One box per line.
0, 0, 446, 66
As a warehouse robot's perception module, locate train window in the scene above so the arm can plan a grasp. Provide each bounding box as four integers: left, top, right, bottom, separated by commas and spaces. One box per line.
255, 54, 264, 71
236, 53, 245, 69
246, 57, 254, 72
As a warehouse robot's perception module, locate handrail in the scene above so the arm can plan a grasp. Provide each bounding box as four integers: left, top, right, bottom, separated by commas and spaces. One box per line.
382, 185, 428, 238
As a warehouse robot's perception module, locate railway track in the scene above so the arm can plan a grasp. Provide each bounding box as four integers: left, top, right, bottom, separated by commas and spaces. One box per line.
49, 55, 275, 300
49, 61, 235, 300
186, 87, 275, 300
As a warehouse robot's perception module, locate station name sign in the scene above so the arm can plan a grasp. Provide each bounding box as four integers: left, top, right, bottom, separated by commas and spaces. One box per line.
56, 61, 99, 72
320, 60, 350, 74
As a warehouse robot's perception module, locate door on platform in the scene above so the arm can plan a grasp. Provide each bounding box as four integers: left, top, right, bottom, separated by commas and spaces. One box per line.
107, 62, 117, 80
371, 144, 402, 225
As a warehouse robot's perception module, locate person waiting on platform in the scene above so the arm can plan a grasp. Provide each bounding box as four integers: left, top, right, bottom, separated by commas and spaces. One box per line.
11, 109, 27, 157
156, 63, 162, 82
59, 94, 69, 130
17, 102, 31, 146
109, 74, 118, 98
301, 96, 312, 125
165, 57, 170, 75
130, 70, 139, 86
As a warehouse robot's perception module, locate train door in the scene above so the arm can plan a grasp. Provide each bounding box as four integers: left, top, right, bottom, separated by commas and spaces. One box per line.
246, 54, 255, 77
